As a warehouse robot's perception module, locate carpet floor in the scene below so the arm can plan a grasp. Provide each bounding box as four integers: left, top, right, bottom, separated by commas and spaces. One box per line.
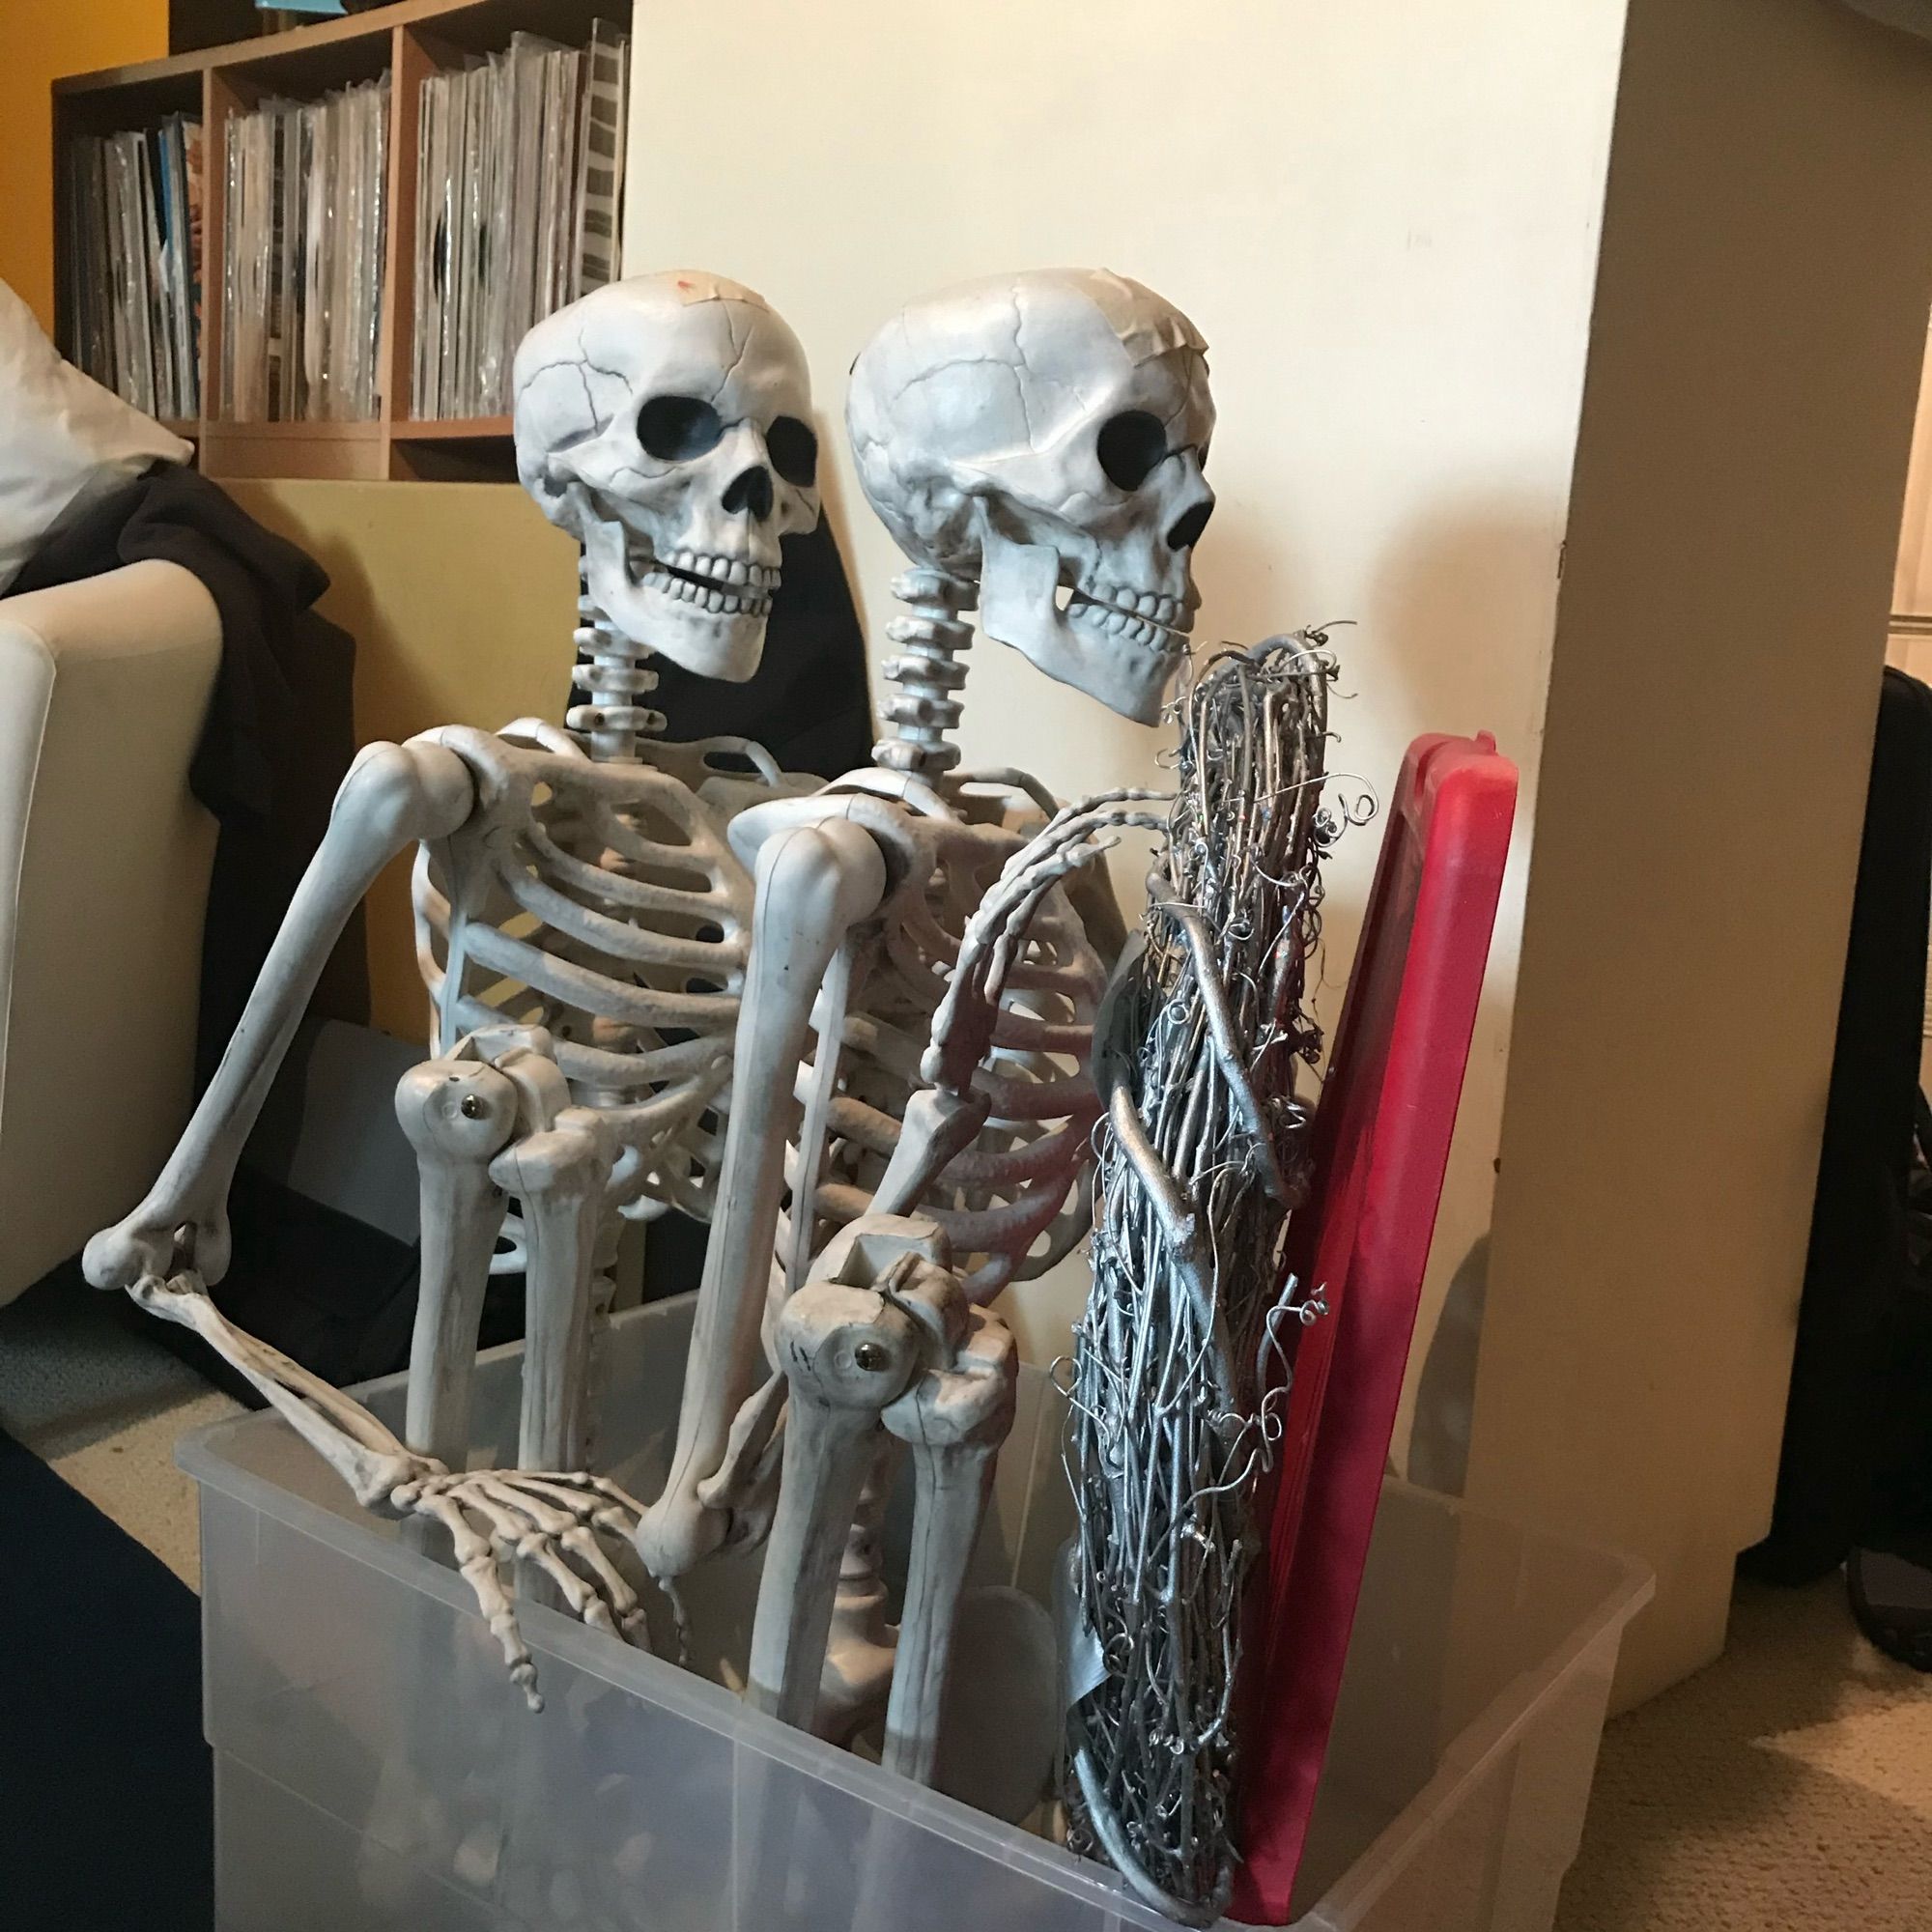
0, 1277, 239, 1585
8, 1283, 1932, 1931
1558, 1574, 1932, 1931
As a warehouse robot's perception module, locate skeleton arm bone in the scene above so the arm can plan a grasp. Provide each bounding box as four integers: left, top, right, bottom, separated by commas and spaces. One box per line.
85, 739, 476, 1292
880, 1304, 1017, 1784
635, 810, 888, 1581
867, 794, 1166, 1239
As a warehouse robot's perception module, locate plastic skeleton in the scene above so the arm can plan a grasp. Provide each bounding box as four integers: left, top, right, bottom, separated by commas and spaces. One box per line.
744, 788, 1167, 1781
83, 271, 823, 1690
638, 270, 1216, 1746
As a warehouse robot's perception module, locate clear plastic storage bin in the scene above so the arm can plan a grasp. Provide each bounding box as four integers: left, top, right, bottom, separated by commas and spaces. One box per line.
180, 1295, 1650, 1931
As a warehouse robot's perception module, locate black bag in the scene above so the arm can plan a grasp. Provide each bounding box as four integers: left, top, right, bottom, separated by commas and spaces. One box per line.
1742, 667, 1932, 1590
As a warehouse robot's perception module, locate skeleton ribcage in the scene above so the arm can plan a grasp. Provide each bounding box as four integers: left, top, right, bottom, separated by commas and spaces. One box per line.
411, 724, 775, 1222
779, 808, 1106, 1303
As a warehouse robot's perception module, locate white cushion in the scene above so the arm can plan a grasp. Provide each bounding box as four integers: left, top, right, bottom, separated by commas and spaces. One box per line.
0, 279, 192, 595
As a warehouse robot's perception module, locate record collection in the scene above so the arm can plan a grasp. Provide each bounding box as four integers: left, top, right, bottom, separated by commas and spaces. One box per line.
61, 115, 204, 421
412, 22, 631, 420
55, 19, 628, 436
220, 75, 390, 423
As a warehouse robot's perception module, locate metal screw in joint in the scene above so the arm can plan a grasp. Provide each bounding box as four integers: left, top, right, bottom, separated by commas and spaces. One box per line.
461, 1094, 486, 1120
853, 1340, 891, 1373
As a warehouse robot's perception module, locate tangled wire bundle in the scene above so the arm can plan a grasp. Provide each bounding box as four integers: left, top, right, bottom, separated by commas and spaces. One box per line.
1063, 635, 1341, 1924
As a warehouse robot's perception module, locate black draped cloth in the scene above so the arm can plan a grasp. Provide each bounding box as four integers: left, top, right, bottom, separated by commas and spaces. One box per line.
579, 517, 875, 779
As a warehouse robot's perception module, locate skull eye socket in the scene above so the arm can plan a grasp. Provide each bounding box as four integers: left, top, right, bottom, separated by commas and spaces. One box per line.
1096, 411, 1169, 492
638, 395, 724, 462
767, 415, 818, 488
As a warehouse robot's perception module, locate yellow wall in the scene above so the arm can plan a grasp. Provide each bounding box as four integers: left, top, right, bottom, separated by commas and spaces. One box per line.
0, 0, 168, 330
224, 480, 581, 1041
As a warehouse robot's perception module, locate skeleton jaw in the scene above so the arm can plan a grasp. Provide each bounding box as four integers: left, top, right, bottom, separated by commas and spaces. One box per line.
581, 517, 779, 683
979, 526, 1191, 725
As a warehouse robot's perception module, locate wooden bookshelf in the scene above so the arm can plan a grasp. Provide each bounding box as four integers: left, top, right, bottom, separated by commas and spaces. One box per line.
53, 0, 628, 485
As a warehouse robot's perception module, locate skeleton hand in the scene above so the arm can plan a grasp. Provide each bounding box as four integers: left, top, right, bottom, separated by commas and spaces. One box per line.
389, 1466, 652, 1710
128, 1268, 650, 1710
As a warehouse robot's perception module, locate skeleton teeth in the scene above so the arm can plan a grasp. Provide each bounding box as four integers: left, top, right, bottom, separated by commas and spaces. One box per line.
1071, 581, 1186, 635
724, 559, 749, 585
1063, 591, 1177, 656
639, 560, 774, 618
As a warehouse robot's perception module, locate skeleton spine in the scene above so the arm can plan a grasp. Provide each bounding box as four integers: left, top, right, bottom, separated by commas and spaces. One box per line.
567, 558, 667, 763
874, 567, 974, 778
562, 554, 664, 1321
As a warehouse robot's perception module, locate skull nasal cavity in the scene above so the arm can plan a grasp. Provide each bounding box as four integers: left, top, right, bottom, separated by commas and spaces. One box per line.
723, 466, 775, 520
1167, 499, 1213, 552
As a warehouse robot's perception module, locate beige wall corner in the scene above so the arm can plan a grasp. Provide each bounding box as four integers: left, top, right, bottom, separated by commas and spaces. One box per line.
224, 480, 580, 1041
626, 0, 1632, 1388
1463, 0, 1932, 1710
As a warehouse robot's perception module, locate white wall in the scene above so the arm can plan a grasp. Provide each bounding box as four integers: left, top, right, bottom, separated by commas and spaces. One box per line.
1463, 0, 1932, 1705
625, 0, 1631, 1430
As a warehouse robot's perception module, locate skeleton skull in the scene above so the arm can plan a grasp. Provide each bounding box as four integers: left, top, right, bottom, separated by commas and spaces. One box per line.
513, 271, 822, 682
845, 270, 1214, 724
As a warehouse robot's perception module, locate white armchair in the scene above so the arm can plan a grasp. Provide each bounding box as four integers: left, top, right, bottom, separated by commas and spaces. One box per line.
0, 559, 221, 1303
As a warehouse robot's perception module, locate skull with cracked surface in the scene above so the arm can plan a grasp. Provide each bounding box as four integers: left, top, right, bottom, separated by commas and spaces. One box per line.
513, 270, 821, 682
845, 269, 1215, 724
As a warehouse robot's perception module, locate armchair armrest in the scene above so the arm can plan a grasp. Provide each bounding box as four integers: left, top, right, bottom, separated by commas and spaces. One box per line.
0, 559, 221, 1301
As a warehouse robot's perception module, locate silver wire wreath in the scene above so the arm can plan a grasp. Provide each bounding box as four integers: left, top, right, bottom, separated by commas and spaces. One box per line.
1062, 633, 1344, 1924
